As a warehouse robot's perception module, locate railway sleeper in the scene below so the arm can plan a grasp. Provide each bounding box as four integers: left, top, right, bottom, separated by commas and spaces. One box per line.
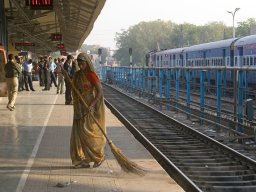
209, 185, 256, 192
170, 158, 234, 164
169, 154, 227, 159
174, 161, 239, 167
195, 180, 256, 187
156, 145, 214, 150
186, 170, 255, 176
154, 141, 204, 145
178, 165, 248, 171
189, 174, 256, 182
163, 150, 221, 156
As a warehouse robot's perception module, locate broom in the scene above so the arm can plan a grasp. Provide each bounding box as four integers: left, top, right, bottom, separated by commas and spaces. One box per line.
61, 67, 146, 175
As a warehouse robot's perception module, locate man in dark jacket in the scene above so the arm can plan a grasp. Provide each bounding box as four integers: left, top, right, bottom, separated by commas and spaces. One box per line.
4, 54, 21, 111
63, 55, 75, 105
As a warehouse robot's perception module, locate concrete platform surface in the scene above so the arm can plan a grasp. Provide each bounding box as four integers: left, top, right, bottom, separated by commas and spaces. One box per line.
0, 84, 184, 192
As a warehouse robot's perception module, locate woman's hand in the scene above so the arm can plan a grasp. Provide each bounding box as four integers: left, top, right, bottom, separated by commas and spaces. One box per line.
88, 104, 95, 113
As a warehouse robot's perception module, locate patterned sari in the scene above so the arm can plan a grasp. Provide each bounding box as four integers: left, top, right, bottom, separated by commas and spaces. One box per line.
70, 69, 106, 166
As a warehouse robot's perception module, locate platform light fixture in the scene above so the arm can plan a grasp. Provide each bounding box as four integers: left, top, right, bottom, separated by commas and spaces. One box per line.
227, 8, 240, 38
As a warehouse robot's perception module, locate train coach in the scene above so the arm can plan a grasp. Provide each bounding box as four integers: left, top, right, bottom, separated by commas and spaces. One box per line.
147, 34, 256, 87
234, 35, 256, 85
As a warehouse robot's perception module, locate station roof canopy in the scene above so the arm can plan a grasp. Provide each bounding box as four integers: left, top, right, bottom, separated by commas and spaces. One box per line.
4, 0, 106, 55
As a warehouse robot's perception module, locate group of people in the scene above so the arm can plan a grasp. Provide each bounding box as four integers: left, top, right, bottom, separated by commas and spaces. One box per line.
37, 55, 78, 105
4, 52, 107, 169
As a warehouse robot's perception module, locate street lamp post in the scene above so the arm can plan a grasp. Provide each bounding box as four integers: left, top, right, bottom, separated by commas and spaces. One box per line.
227, 8, 240, 125
227, 8, 240, 38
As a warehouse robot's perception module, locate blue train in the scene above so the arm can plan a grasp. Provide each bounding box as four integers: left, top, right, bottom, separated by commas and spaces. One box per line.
146, 35, 256, 85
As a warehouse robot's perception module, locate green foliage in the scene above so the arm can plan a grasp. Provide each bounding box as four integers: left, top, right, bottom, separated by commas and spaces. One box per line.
236, 18, 256, 37
114, 18, 256, 66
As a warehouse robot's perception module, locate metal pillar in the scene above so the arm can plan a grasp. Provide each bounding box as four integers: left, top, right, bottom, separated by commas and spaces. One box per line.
0, 0, 8, 48
193, 69, 196, 91
142, 68, 146, 97
152, 68, 156, 103
207, 70, 211, 93
166, 69, 171, 110
147, 69, 151, 102
238, 70, 244, 133
244, 71, 248, 100
217, 69, 222, 120
233, 69, 238, 122
159, 69, 163, 110
200, 70, 206, 123
175, 69, 179, 109
186, 69, 191, 118
223, 69, 227, 96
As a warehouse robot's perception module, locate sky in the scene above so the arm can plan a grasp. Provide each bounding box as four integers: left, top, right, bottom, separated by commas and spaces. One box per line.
84, 0, 256, 49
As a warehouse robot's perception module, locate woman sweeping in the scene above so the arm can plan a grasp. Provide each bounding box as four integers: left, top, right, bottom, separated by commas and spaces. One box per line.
70, 52, 106, 168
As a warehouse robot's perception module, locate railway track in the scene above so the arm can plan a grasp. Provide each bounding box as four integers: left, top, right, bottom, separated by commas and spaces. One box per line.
103, 84, 256, 192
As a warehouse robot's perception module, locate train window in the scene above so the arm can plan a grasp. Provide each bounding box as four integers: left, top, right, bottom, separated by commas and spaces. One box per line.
247, 57, 250, 66
250, 57, 253, 66
254, 57, 256, 65
243, 57, 246, 65
227, 57, 230, 66
220, 58, 223, 66
235, 57, 238, 66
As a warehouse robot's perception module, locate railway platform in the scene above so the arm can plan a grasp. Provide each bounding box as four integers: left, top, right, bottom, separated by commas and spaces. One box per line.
0, 83, 184, 192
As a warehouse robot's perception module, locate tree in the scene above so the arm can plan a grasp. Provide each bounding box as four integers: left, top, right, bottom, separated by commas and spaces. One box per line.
236, 18, 256, 37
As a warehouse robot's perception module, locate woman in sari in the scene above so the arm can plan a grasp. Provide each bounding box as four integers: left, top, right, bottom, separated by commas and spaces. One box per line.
70, 52, 106, 168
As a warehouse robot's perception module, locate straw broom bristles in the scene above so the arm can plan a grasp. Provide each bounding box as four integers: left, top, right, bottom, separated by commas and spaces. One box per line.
61, 67, 146, 175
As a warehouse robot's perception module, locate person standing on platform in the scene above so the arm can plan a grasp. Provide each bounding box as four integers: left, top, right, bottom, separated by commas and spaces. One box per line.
70, 52, 106, 168
4, 54, 22, 111
15, 56, 25, 91
42, 60, 51, 91
23, 59, 35, 91
64, 55, 75, 104
56, 58, 65, 94
48, 57, 57, 87
38, 57, 45, 87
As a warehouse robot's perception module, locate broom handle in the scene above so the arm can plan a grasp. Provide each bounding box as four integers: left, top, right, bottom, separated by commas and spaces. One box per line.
61, 66, 112, 144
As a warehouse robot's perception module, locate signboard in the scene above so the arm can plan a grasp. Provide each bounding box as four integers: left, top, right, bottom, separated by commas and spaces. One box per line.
57, 44, 65, 49
51, 33, 62, 41
15, 43, 35, 47
30, 0, 53, 10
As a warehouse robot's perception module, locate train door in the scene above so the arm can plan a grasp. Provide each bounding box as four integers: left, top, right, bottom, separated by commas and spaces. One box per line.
0, 46, 7, 96
222, 49, 226, 66
230, 45, 234, 66
237, 47, 243, 67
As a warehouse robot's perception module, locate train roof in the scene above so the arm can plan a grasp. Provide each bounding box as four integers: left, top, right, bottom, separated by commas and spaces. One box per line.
184, 38, 237, 52
234, 35, 256, 46
156, 48, 185, 55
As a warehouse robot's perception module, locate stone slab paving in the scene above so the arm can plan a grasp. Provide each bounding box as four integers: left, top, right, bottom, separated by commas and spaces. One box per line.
0, 83, 184, 192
